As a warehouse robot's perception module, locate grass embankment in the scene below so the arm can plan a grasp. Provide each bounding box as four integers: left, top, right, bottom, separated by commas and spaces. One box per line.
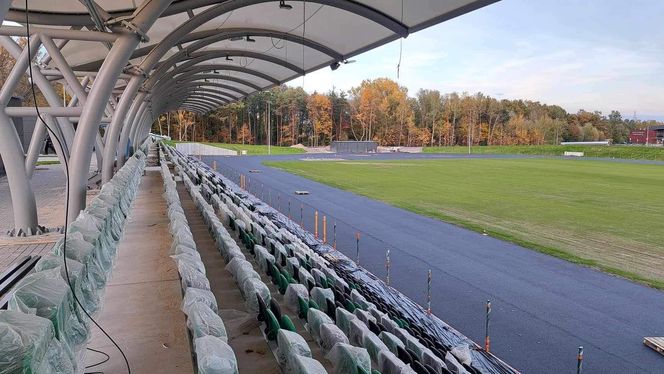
423, 145, 664, 161
163, 140, 304, 155
266, 158, 664, 289
36, 160, 60, 166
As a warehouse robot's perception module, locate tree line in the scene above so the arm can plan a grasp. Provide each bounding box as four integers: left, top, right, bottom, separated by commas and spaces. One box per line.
154, 77, 662, 147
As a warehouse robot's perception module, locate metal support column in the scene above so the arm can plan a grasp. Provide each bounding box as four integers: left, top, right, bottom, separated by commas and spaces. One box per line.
66, 0, 173, 223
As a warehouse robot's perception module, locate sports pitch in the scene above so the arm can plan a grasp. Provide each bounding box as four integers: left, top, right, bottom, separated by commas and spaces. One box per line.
266, 158, 664, 289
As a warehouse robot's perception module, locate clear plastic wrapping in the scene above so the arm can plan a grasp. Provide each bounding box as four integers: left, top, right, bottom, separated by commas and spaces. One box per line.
182, 287, 219, 315
335, 308, 358, 337
171, 252, 206, 275
254, 245, 275, 273
379, 331, 404, 355
7, 268, 89, 366
194, 335, 239, 374
451, 344, 472, 366
34, 254, 100, 315
276, 329, 312, 370
319, 323, 349, 353
377, 350, 414, 374
240, 278, 271, 313
310, 287, 334, 314
422, 348, 446, 374
445, 351, 470, 374
225, 258, 251, 277
348, 318, 370, 347
284, 284, 309, 314
0, 310, 71, 374
363, 331, 389, 363
177, 261, 211, 291
290, 354, 328, 374
186, 303, 228, 341
306, 308, 333, 342
325, 343, 371, 374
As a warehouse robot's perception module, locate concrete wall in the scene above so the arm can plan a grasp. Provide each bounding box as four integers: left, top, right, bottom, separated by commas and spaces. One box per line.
331, 141, 378, 153
176, 142, 237, 156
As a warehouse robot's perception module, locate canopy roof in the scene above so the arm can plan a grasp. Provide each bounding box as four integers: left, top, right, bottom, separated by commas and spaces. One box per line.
7, 0, 495, 113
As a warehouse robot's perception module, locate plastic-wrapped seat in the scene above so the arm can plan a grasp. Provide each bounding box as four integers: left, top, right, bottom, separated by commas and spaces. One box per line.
172, 252, 206, 275
363, 331, 389, 364
377, 350, 416, 374
306, 308, 333, 343
182, 288, 219, 314
241, 278, 271, 313
310, 287, 334, 314
276, 329, 312, 369
289, 354, 328, 374
326, 343, 371, 374
34, 254, 100, 314
319, 323, 349, 353
194, 335, 239, 374
185, 303, 228, 341
0, 310, 74, 374
177, 261, 211, 291
285, 284, 309, 314
7, 268, 89, 364
379, 331, 404, 355
348, 318, 371, 347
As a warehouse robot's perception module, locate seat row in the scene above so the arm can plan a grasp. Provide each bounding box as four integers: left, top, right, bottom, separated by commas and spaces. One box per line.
160, 145, 239, 374
167, 147, 334, 373
0, 139, 152, 373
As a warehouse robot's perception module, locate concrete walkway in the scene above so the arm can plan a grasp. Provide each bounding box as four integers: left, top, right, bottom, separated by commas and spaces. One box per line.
85, 169, 194, 373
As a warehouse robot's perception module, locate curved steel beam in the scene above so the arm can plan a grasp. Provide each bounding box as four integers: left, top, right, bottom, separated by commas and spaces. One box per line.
155, 49, 304, 84
166, 81, 248, 98
76, 27, 343, 71
164, 93, 230, 109
170, 64, 279, 85
165, 87, 237, 102
183, 98, 226, 109
171, 93, 230, 107
169, 73, 262, 92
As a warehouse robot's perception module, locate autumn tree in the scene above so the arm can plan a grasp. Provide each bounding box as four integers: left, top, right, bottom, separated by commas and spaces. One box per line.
307, 92, 332, 147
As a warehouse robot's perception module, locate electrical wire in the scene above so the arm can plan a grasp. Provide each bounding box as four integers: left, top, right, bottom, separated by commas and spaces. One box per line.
85, 347, 111, 369
396, 0, 404, 79
302, 0, 306, 88
23, 1, 131, 373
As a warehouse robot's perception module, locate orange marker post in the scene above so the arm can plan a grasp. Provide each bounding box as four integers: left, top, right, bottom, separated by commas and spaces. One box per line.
322, 216, 327, 243
314, 210, 319, 240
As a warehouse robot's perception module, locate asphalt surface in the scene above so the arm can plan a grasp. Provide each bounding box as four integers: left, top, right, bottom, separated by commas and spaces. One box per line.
202, 152, 664, 373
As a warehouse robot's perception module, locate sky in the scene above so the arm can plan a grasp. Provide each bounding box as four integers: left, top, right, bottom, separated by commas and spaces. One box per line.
287, 0, 664, 121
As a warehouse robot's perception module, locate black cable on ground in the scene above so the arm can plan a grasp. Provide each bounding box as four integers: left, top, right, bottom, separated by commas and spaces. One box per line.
24, 1, 131, 373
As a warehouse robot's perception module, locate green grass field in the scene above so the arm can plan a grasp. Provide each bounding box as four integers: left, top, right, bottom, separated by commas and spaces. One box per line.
36, 160, 60, 166
163, 140, 304, 155
266, 158, 664, 289
424, 145, 664, 161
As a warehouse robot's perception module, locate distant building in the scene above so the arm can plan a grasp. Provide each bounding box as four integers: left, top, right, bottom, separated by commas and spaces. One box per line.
629, 126, 663, 144
331, 141, 378, 153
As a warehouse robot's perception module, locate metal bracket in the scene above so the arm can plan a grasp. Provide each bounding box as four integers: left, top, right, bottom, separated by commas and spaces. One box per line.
123, 64, 147, 78
105, 17, 150, 43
